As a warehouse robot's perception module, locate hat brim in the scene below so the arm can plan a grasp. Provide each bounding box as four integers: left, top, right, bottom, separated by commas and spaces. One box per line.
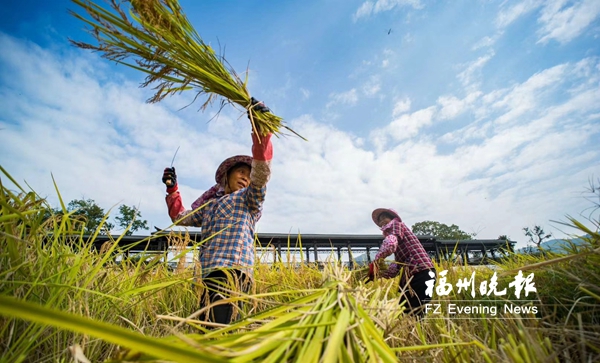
215, 155, 253, 184
371, 208, 401, 225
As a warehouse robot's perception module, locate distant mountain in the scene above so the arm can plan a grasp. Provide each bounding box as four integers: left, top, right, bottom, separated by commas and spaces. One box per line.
354, 251, 395, 266
516, 235, 590, 254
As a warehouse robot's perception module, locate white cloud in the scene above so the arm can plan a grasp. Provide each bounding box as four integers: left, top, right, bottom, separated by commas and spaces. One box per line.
362, 75, 381, 97
496, 0, 600, 44
353, 0, 423, 21
437, 91, 482, 120
537, 0, 600, 44
351, 48, 396, 80
440, 122, 492, 145
472, 35, 500, 50
1, 33, 599, 249
392, 98, 411, 116
496, 0, 543, 28
353, 1, 374, 22
370, 106, 436, 145
457, 51, 495, 89
0, 34, 247, 231
442, 57, 600, 143
381, 48, 394, 69
491, 64, 568, 125
326, 88, 359, 108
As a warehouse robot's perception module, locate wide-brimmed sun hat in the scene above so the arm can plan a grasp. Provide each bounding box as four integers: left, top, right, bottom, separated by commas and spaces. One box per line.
215, 155, 253, 185
371, 208, 402, 226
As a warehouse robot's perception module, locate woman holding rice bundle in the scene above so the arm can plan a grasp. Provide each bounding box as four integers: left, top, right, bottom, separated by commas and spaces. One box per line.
368, 208, 437, 317
161, 99, 273, 326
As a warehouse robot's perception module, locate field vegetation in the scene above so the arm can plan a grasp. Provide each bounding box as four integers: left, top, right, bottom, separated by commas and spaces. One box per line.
1, 167, 599, 362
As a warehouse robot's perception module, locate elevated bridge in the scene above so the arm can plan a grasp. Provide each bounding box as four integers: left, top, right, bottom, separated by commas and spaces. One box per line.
85, 232, 515, 267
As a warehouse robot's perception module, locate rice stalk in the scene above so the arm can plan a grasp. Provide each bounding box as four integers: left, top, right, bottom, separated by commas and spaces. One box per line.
69, 0, 305, 140
3, 165, 600, 362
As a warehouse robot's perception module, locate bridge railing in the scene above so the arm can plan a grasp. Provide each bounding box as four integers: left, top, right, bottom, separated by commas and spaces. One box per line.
54, 232, 514, 268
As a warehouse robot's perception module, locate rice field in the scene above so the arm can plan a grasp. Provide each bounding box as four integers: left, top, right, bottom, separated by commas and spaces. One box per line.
1, 167, 599, 362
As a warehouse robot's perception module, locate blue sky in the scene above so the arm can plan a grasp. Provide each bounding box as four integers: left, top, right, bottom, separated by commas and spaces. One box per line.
1, 0, 599, 248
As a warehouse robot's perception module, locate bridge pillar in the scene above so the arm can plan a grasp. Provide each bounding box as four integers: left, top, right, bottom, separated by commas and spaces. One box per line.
347, 243, 354, 269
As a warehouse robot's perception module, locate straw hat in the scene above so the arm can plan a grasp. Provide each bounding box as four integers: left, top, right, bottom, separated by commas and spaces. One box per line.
371, 208, 402, 226
215, 155, 253, 185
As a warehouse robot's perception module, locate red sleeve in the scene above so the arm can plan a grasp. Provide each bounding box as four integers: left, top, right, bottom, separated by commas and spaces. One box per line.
166, 191, 185, 221
166, 191, 203, 226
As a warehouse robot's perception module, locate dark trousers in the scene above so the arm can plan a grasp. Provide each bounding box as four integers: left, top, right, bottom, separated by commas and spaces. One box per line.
399, 269, 436, 317
202, 269, 251, 325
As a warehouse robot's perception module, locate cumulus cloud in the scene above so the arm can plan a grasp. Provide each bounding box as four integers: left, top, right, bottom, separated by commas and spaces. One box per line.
353, 0, 424, 21
353, 1, 374, 21
437, 92, 482, 121
381, 48, 394, 69
1, 33, 599, 248
326, 88, 359, 108
370, 106, 436, 146
0, 34, 248, 232
472, 35, 500, 50
495, 0, 543, 28
457, 51, 495, 89
537, 0, 600, 44
496, 0, 600, 44
490, 64, 568, 125
392, 98, 411, 116
362, 75, 381, 97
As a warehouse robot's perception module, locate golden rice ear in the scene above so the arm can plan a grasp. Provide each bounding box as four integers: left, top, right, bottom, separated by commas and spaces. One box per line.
69, 0, 307, 141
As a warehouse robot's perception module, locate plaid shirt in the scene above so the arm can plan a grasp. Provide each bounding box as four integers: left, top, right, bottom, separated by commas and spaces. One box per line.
375, 219, 434, 284
166, 160, 270, 280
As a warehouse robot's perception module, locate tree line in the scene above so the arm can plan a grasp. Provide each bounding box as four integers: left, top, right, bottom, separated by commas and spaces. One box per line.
53, 199, 553, 245
45, 199, 148, 235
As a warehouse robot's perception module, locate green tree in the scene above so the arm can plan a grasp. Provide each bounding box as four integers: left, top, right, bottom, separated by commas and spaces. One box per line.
115, 205, 149, 235
523, 225, 552, 248
68, 199, 113, 234
49, 199, 149, 235
411, 221, 475, 240
496, 235, 514, 255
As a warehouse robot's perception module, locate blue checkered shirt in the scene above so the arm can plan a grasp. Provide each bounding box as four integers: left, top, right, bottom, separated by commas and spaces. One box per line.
166, 160, 269, 280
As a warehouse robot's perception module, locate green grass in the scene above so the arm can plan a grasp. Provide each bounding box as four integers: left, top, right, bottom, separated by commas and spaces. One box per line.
1, 166, 599, 362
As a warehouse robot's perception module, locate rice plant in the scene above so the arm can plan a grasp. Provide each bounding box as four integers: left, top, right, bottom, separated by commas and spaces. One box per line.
1, 165, 599, 362
68, 0, 305, 140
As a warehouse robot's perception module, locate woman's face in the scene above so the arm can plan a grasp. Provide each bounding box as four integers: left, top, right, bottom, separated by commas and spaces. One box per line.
225, 164, 251, 193
378, 214, 393, 227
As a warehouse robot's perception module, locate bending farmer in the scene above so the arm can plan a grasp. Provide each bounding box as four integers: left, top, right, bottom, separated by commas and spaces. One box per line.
368, 208, 437, 317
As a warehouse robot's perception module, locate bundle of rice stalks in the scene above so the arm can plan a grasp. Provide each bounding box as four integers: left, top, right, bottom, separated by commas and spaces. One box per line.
69, 0, 305, 139
0, 271, 398, 362
117, 270, 398, 362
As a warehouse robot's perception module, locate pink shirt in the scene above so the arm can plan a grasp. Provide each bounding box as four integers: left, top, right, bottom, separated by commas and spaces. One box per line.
375, 218, 434, 283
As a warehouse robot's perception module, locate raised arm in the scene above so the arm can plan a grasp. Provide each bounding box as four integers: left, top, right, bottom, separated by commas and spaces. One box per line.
245, 132, 272, 215
162, 167, 203, 226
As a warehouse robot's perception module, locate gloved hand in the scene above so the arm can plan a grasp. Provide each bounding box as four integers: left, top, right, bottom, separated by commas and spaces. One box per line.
247, 97, 270, 133
162, 167, 178, 193
249, 97, 270, 114
251, 132, 273, 162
